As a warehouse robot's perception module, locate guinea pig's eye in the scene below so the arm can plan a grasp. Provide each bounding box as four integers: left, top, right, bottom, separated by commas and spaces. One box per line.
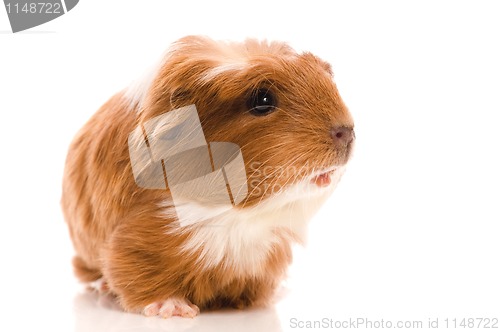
248, 89, 277, 116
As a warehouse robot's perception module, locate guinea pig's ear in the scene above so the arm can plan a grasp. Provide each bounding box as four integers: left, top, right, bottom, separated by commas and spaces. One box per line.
169, 88, 193, 109
320, 61, 333, 76
300, 52, 333, 76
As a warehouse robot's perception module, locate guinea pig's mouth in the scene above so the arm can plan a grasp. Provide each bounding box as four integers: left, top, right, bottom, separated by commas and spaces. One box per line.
310, 168, 337, 187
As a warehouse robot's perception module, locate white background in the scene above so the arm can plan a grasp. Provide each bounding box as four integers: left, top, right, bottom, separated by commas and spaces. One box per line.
1, 1, 499, 331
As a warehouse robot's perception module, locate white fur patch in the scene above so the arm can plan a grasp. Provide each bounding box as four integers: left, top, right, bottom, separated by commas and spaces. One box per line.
201, 63, 249, 82
123, 53, 166, 111
162, 167, 345, 278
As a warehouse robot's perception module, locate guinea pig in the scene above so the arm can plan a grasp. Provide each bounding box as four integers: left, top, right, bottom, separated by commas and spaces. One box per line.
61, 35, 355, 318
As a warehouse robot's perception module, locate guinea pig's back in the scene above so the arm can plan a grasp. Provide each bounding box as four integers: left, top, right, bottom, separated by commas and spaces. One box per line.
61, 92, 145, 280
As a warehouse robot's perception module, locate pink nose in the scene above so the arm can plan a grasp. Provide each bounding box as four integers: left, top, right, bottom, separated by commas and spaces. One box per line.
331, 126, 355, 146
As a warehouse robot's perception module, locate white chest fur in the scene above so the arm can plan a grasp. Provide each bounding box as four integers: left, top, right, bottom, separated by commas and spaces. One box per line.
163, 169, 344, 277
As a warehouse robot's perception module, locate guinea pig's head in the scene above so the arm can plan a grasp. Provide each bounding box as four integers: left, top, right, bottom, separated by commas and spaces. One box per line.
138, 36, 354, 207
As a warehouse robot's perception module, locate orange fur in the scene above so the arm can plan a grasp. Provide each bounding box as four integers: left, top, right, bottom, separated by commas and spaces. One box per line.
61, 36, 354, 315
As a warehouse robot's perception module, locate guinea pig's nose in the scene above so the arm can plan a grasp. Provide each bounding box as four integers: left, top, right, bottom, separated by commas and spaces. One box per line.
330, 126, 355, 146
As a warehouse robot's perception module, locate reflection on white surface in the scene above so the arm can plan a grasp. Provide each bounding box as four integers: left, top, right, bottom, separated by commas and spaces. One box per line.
73, 291, 283, 332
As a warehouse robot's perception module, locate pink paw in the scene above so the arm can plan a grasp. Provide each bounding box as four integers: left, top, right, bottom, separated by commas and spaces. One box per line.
143, 298, 200, 318
88, 278, 109, 294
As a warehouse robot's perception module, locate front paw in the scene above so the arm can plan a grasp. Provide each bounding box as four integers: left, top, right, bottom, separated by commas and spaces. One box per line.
143, 297, 200, 318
